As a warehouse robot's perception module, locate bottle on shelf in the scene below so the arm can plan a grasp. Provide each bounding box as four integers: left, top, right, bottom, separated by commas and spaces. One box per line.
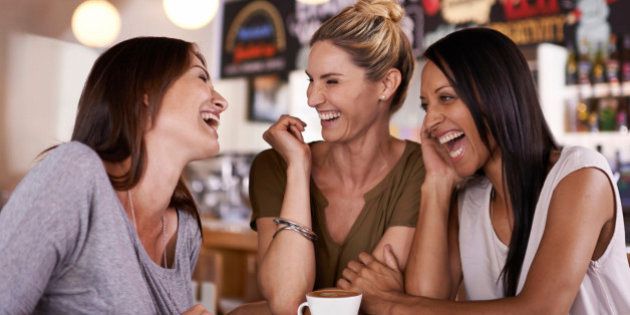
576, 99, 591, 132
622, 34, 630, 83
578, 38, 592, 86
589, 111, 600, 132
598, 97, 618, 131
592, 42, 607, 84
563, 36, 630, 134
607, 34, 621, 85
566, 40, 579, 85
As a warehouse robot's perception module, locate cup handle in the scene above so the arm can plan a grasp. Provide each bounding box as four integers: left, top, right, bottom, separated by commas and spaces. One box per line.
296, 302, 309, 315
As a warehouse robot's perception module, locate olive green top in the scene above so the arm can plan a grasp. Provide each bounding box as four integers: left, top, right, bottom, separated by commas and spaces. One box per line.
249, 140, 424, 289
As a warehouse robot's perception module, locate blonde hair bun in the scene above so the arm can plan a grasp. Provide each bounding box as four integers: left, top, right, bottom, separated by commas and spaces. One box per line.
355, 0, 404, 23
310, 0, 414, 112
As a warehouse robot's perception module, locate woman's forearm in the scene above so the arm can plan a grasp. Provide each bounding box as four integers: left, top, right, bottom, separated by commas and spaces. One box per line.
258, 162, 316, 314
405, 181, 454, 298
389, 295, 531, 315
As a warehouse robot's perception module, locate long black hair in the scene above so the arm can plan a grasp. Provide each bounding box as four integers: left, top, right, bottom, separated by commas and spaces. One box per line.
424, 28, 558, 296
71, 36, 202, 231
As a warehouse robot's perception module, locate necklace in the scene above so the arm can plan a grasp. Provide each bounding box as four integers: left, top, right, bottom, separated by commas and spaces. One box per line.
127, 190, 168, 268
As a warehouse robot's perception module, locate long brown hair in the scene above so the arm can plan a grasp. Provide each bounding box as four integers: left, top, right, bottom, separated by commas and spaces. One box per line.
72, 36, 201, 230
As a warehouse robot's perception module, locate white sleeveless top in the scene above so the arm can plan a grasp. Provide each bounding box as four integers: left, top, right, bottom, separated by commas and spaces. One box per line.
458, 146, 630, 314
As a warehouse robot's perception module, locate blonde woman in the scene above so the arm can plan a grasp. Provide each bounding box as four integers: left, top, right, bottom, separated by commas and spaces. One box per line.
229, 1, 422, 314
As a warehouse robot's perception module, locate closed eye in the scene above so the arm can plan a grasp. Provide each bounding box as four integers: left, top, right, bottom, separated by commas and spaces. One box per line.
420, 102, 428, 112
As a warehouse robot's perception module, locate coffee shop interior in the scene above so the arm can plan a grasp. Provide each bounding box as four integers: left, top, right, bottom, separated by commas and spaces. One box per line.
0, 0, 629, 313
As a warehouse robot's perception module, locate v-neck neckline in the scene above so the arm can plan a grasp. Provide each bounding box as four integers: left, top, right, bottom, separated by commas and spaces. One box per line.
112, 189, 181, 272
311, 140, 413, 248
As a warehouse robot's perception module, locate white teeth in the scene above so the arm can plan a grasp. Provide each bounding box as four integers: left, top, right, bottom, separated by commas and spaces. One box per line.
449, 147, 464, 158
318, 111, 341, 121
201, 112, 219, 126
438, 131, 464, 144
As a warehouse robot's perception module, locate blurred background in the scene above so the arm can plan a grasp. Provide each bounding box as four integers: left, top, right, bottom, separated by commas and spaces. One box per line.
0, 0, 628, 313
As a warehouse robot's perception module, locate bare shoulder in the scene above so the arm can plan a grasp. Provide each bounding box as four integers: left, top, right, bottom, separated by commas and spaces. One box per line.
552, 166, 615, 224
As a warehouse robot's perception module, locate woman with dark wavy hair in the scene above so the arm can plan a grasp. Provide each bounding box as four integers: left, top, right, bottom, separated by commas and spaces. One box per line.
338, 28, 630, 314
0, 37, 226, 314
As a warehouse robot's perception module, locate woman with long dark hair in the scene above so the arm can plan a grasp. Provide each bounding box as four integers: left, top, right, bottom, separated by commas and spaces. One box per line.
0, 37, 225, 314
338, 28, 630, 314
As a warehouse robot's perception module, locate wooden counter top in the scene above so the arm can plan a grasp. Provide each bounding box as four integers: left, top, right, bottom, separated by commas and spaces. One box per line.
201, 217, 257, 252
197, 216, 261, 304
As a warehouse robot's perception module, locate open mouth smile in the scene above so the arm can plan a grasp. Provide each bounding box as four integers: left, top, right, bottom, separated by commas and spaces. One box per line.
201, 111, 220, 129
438, 131, 465, 158
318, 110, 341, 122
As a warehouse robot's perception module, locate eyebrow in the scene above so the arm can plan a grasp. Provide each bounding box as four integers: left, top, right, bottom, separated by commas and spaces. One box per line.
193, 51, 207, 67
304, 70, 342, 79
193, 65, 210, 78
435, 85, 451, 93
420, 84, 450, 99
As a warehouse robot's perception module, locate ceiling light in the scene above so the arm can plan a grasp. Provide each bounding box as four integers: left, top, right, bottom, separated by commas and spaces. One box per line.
71, 0, 121, 48
163, 0, 219, 30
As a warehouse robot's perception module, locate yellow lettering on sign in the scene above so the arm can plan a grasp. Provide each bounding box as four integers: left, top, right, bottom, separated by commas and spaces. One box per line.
489, 15, 565, 45
442, 0, 496, 24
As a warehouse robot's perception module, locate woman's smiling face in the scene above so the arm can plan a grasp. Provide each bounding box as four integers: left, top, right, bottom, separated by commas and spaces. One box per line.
150, 50, 228, 160
420, 61, 491, 177
306, 40, 389, 143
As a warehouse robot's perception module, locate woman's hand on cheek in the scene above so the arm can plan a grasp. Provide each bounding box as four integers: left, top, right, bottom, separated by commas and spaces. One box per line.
337, 246, 404, 314
420, 118, 462, 187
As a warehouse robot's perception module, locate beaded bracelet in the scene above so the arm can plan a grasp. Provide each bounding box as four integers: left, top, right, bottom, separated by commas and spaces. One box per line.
272, 217, 318, 242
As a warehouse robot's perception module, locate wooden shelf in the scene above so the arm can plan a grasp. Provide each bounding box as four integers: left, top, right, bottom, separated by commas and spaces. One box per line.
565, 82, 630, 99
559, 131, 629, 141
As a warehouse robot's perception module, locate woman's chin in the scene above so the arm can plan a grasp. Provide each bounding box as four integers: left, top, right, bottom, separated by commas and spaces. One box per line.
192, 144, 220, 161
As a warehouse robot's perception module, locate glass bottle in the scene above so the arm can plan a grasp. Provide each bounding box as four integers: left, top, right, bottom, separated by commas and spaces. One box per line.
592, 42, 607, 84
622, 34, 630, 83
566, 41, 579, 85
578, 38, 592, 85
598, 97, 617, 131
576, 99, 590, 132
607, 34, 620, 84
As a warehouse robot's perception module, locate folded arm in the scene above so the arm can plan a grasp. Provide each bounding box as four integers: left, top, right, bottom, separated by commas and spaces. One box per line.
388, 167, 616, 314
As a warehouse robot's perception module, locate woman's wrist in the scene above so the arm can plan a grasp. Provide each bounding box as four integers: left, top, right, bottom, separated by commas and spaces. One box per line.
421, 178, 455, 199
383, 291, 413, 315
287, 158, 311, 176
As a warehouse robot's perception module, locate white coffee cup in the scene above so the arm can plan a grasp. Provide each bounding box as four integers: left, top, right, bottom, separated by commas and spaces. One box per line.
296, 289, 362, 315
